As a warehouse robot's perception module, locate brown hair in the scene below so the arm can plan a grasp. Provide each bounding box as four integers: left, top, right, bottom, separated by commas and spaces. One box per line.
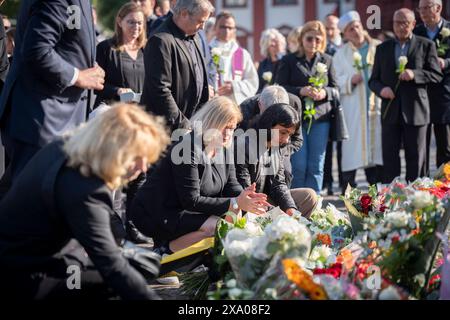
215, 11, 235, 26
297, 20, 327, 56
112, 2, 147, 51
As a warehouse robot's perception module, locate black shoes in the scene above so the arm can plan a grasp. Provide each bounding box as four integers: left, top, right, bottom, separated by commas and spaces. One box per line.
126, 221, 153, 245
322, 182, 334, 196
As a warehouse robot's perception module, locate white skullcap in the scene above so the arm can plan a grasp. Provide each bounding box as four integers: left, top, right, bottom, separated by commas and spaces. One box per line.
338, 11, 361, 32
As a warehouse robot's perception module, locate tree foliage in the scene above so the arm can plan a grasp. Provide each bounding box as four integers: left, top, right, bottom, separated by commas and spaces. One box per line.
95, 0, 129, 31
0, 0, 22, 19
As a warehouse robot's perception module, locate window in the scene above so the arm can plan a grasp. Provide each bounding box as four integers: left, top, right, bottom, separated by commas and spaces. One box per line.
273, 0, 298, 5
223, 0, 248, 8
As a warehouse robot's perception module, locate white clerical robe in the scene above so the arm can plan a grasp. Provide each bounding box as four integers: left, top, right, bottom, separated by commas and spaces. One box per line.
209, 39, 259, 105
333, 40, 383, 172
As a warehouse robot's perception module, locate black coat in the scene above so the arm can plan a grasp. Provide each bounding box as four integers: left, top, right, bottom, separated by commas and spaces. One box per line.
130, 132, 243, 241
414, 19, 450, 124
94, 39, 145, 107
234, 134, 297, 211
369, 35, 443, 125
0, 141, 153, 300
238, 92, 303, 153
140, 16, 209, 131
0, 0, 96, 146
275, 52, 337, 122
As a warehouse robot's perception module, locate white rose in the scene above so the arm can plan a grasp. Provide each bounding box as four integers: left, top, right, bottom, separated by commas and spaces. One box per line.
411, 190, 434, 209
316, 62, 328, 74
211, 47, 223, 56
353, 51, 362, 63
385, 211, 411, 228
262, 71, 273, 83
378, 286, 401, 300
441, 27, 450, 38
398, 56, 408, 67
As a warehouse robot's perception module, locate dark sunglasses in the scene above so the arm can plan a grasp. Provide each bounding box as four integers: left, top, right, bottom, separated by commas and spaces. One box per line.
305, 36, 323, 43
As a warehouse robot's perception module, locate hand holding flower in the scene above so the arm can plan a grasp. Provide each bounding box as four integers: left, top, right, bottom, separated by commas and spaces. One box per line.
399, 69, 415, 81
351, 74, 364, 85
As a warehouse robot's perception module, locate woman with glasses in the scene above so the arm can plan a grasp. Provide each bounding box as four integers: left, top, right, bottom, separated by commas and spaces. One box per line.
95, 2, 146, 107
275, 21, 337, 193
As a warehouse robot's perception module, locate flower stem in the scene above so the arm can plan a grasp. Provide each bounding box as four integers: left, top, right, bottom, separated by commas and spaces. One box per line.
382, 80, 400, 120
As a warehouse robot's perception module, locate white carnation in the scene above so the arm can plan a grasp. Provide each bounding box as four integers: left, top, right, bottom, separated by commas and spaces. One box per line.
411, 190, 434, 209
316, 62, 328, 74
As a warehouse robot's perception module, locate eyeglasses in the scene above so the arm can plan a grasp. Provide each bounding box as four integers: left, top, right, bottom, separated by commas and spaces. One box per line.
393, 20, 412, 27
416, 3, 438, 12
219, 26, 236, 31
126, 20, 144, 26
305, 36, 323, 43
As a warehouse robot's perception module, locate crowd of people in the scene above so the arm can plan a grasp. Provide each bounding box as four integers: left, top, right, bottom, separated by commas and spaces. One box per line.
0, 0, 449, 300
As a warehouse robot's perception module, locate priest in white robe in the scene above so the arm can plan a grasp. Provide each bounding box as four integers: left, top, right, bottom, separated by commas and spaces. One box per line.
333, 11, 383, 190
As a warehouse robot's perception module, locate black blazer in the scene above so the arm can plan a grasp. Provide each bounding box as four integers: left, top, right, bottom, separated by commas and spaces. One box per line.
0, 0, 96, 146
369, 35, 443, 125
130, 132, 243, 240
275, 52, 337, 122
94, 38, 145, 107
234, 134, 297, 211
140, 16, 209, 131
0, 141, 153, 300
238, 92, 303, 153
414, 19, 450, 124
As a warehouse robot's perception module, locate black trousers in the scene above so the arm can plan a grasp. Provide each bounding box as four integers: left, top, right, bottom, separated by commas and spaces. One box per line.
323, 140, 342, 188
382, 122, 428, 184
0, 129, 40, 201
426, 123, 450, 172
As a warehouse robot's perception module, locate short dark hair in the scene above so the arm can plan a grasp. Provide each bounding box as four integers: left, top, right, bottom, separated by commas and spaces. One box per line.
256, 103, 300, 141
215, 11, 235, 25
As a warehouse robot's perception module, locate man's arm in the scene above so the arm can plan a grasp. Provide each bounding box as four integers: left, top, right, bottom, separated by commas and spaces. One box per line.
141, 35, 189, 130
412, 41, 443, 85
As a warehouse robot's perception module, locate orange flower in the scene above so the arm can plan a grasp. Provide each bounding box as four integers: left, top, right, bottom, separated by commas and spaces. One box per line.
282, 259, 328, 300
317, 234, 332, 246
336, 248, 354, 269
444, 163, 450, 181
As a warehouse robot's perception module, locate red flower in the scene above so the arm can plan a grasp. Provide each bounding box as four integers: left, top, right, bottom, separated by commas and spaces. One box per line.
360, 194, 373, 214
392, 235, 400, 244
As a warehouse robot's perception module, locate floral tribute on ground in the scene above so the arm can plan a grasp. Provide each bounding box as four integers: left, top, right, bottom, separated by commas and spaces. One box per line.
180, 164, 450, 300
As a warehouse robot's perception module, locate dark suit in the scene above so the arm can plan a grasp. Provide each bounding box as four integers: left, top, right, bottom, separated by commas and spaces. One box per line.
130, 132, 243, 245
414, 19, 450, 169
369, 35, 443, 183
0, 141, 154, 300
141, 15, 209, 131
0, 0, 96, 198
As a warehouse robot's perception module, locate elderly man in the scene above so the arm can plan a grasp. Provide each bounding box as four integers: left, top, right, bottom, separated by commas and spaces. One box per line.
333, 11, 383, 191
238, 85, 302, 188
324, 14, 343, 56
140, 0, 214, 132
414, 0, 450, 172
369, 8, 442, 183
210, 11, 259, 105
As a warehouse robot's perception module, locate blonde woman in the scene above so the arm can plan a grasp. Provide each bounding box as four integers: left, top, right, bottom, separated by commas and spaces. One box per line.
0, 104, 170, 300
257, 28, 287, 92
275, 21, 337, 192
130, 97, 270, 254
287, 26, 303, 53
95, 2, 147, 106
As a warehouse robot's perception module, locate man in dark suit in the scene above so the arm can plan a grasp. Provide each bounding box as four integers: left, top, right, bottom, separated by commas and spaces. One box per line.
414, 0, 450, 172
369, 8, 443, 183
141, 0, 213, 132
0, 0, 105, 200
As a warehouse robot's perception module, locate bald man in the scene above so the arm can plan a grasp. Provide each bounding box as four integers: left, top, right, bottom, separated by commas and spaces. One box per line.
369, 8, 443, 183
414, 0, 450, 172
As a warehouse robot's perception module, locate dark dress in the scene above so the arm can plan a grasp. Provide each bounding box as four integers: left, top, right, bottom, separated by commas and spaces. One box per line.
0, 141, 155, 300
257, 57, 279, 93
95, 39, 145, 107
130, 132, 243, 245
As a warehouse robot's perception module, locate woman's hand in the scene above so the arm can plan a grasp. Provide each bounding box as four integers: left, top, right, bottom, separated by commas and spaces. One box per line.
311, 88, 326, 101
300, 86, 314, 98
117, 88, 133, 96
237, 183, 270, 215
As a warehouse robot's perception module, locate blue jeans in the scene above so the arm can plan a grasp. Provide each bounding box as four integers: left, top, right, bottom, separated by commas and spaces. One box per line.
291, 121, 330, 192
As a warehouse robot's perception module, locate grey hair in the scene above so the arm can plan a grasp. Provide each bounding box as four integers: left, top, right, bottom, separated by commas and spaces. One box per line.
173, 0, 214, 17
259, 28, 286, 58
259, 85, 289, 113
394, 8, 416, 21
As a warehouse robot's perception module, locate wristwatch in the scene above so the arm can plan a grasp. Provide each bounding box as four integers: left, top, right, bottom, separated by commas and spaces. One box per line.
231, 197, 239, 211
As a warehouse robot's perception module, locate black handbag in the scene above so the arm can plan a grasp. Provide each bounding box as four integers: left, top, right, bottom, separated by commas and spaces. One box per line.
329, 89, 349, 142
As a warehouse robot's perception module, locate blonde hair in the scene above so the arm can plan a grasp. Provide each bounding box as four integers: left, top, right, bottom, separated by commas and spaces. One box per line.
190, 96, 242, 147
287, 26, 303, 53
259, 28, 286, 58
64, 103, 170, 189
113, 2, 147, 51
297, 21, 327, 55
